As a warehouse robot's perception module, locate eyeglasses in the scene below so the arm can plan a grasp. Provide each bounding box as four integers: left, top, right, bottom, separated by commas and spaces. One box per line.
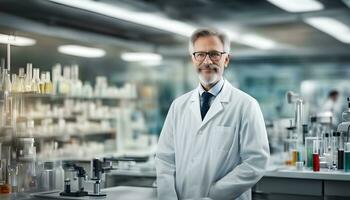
192, 51, 226, 62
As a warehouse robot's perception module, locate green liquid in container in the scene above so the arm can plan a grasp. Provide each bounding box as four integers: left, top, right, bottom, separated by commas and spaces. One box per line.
307, 150, 313, 168
344, 151, 350, 172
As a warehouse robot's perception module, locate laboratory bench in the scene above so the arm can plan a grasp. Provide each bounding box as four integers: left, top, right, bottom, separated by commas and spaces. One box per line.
254, 167, 350, 200
4, 163, 350, 200
0, 186, 156, 200
105, 166, 350, 200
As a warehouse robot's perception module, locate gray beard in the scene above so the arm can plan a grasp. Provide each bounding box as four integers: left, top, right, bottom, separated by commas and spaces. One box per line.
198, 73, 218, 86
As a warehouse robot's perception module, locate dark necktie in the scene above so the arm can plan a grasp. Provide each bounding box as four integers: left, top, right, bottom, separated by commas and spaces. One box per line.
201, 92, 213, 120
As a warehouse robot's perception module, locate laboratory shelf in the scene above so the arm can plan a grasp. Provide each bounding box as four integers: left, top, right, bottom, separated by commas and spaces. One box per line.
2, 92, 136, 102
50, 95, 137, 101
31, 115, 117, 121
39, 148, 155, 162
31, 128, 116, 139
4, 92, 136, 100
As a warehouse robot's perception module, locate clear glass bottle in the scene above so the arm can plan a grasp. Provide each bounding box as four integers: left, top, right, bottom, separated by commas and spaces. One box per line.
0, 159, 11, 194
39, 72, 46, 94
25, 63, 33, 92
70, 65, 82, 97
52, 64, 62, 95
11, 74, 17, 92
32, 68, 41, 93
0, 58, 4, 91
17, 68, 26, 93
2, 70, 12, 127
82, 81, 93, 98
2, 69, 11, 93
61, 66, 71, 95
45, 71, 53, 94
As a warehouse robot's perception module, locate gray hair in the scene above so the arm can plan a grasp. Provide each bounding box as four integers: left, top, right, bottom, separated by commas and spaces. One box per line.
188, 28, 231, 54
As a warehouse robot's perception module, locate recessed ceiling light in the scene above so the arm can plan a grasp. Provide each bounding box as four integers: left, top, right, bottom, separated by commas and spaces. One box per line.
121, 52, 162, 62
267, 0, 324, 12
304, 17, 350, 43
58, 45, 106, 58
48, 0, 196, 37
0, 33, 36, 46
342, 0, 350, 8
240, 34, 277, 49
49, 0, 278, 50
224, 30, 277, 50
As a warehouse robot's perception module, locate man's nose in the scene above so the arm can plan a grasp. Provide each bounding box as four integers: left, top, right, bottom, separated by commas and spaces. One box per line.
202, 54, 213, 64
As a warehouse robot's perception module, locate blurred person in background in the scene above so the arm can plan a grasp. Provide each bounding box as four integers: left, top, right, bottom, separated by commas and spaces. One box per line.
155, 28, 270, 200
321, 90, 342, 127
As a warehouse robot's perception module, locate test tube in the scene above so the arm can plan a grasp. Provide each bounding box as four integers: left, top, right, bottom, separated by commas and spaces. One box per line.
313, 140, 320, 172
305, 137, 317, 168
324, 133, 330, 153
344, 143, 350, 172
338, 132, 344, 170
332, 132, 338, 167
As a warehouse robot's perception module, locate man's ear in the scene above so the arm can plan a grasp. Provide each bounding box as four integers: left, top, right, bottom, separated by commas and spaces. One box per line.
224, 54, 230, 67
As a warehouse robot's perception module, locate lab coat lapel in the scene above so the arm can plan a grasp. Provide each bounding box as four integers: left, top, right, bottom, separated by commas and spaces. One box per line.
190, 90, 202, 124
200, 82, 231, 128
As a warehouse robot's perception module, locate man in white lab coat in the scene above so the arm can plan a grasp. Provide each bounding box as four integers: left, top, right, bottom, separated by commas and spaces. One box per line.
155, 28, 270, 200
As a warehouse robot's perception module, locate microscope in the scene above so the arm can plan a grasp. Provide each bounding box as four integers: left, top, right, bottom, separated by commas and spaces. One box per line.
90, 158, 113, 196
59, 158, 114, 197
60, 163, 88, 197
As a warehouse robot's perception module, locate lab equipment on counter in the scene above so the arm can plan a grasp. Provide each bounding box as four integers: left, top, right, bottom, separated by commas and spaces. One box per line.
58, 158, 115, 197
286, 91, 304, 147
313, 140, 320, 172
337, 97, 350, 171
60, 163, 88, 197
305, 136, 317, 168
90, 158, 114, 196
56, 156, 149, 198
0, 142, 11, 194
280, 94, 350, 172
345, 143, 350, 172
16, 137, 37, 192
338, 132, 344, 169
38, 161, 64, 191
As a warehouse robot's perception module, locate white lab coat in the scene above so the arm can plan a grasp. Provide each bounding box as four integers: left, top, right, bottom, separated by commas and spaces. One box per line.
155, 81, 270, 200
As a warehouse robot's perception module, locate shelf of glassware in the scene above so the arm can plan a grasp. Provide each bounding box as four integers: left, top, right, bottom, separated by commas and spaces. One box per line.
5, 92, 137, 100
0, 127, 116, 139
38, 145, 156, 163
32, 128, 116, 139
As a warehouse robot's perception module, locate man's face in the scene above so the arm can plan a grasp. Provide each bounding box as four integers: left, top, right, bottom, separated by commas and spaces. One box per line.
191, 36, 229, 86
